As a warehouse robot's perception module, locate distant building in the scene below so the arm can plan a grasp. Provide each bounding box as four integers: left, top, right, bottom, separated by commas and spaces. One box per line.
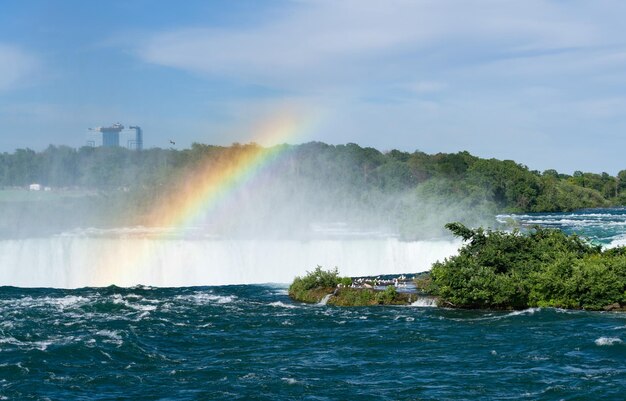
129, 126, 143, 151
29, 183, 41, 191
89, 123, 124, 147
88, 123, 143, 150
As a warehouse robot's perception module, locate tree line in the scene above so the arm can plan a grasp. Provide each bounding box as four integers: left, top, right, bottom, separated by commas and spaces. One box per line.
1, 142, 624, 213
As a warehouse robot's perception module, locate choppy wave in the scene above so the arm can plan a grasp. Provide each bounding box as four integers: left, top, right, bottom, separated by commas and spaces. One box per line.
498, 208, 626, 246
0, 285, 624, 400
595, 337, 623, 346
268, 301, 299, 309
506, 307, 542, 316
607, 235, 626, 248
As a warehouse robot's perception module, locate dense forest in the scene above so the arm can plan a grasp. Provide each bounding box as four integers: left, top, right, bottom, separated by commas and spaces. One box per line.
0, 142, 624, 238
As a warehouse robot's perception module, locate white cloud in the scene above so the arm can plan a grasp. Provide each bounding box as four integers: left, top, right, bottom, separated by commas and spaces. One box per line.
0, 44, 38, 92
127, 0, 626, 173
135, 0, 606, 89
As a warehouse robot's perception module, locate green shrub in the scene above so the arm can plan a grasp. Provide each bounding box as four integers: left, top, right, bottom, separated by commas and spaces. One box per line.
376, 285, 398, 304
330, 288, 377, 306
431, 222, 626, 310
339, 277, 353, 287
290, 265, 339, 291
289, 266, 349, 303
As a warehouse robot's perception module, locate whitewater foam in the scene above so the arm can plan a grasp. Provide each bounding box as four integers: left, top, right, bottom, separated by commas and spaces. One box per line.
96, 330, 123, 347
506, 308, 541, 317
268, 301, 298, 309
607, 235, 626, 248
318, 294, 333, 306
410, 297, 437, 307
0, 236, 460, 288
594, 337, 623, 346
174, 293, 237, 305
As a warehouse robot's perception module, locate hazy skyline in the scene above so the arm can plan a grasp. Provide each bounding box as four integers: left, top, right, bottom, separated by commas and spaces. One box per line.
2, 0, 626, 173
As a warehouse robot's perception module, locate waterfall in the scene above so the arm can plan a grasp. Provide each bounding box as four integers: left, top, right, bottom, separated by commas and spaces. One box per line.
0, 236, 460, 288
318, 293, 333, 305
410, 296, 438, 307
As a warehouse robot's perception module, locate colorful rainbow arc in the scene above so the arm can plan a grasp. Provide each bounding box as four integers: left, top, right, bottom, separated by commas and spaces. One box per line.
152, 113, 312, 233
92, 111, 318, 286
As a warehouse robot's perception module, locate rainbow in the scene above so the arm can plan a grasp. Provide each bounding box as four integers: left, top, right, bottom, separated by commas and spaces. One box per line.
154, 117, 304, 232
92, 110, 319, 285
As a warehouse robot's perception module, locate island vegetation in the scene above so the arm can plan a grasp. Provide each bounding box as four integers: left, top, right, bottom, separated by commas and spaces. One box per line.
290, 225, 626, 311
1, 142, 626, 238
288, 266, 414, 306
428, 223, 626, 311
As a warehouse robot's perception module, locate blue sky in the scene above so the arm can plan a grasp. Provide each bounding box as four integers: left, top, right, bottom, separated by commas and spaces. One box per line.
2, 0, 626, 173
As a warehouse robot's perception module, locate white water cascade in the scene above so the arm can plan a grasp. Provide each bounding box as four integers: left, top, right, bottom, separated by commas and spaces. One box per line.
0, 236, 460, 288
318, 293, 333, 306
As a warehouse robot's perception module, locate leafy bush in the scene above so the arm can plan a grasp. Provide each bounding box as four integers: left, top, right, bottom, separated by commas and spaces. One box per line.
328, 286, 409, 306
289, 267, 407, 305
288, 266, 347, 303
430, 223, 626, 310
290, 266, 340, 291
376, 285, 398, 304
339, 277, 352, 287
330, 288, 377, 306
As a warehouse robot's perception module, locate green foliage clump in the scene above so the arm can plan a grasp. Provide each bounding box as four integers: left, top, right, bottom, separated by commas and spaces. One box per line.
376, 285, 398, 304
328, 285, 410, 306
288, 266, 346, 303
339, 277, 353, 287
430, 223, 626, 310
329, 288, 377, 306
291, 266, 341, 291
288, 267, 409, 306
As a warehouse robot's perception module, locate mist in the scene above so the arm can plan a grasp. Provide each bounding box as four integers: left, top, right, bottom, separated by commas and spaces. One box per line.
0, 142, 505, 287
0, 143, 498, 238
